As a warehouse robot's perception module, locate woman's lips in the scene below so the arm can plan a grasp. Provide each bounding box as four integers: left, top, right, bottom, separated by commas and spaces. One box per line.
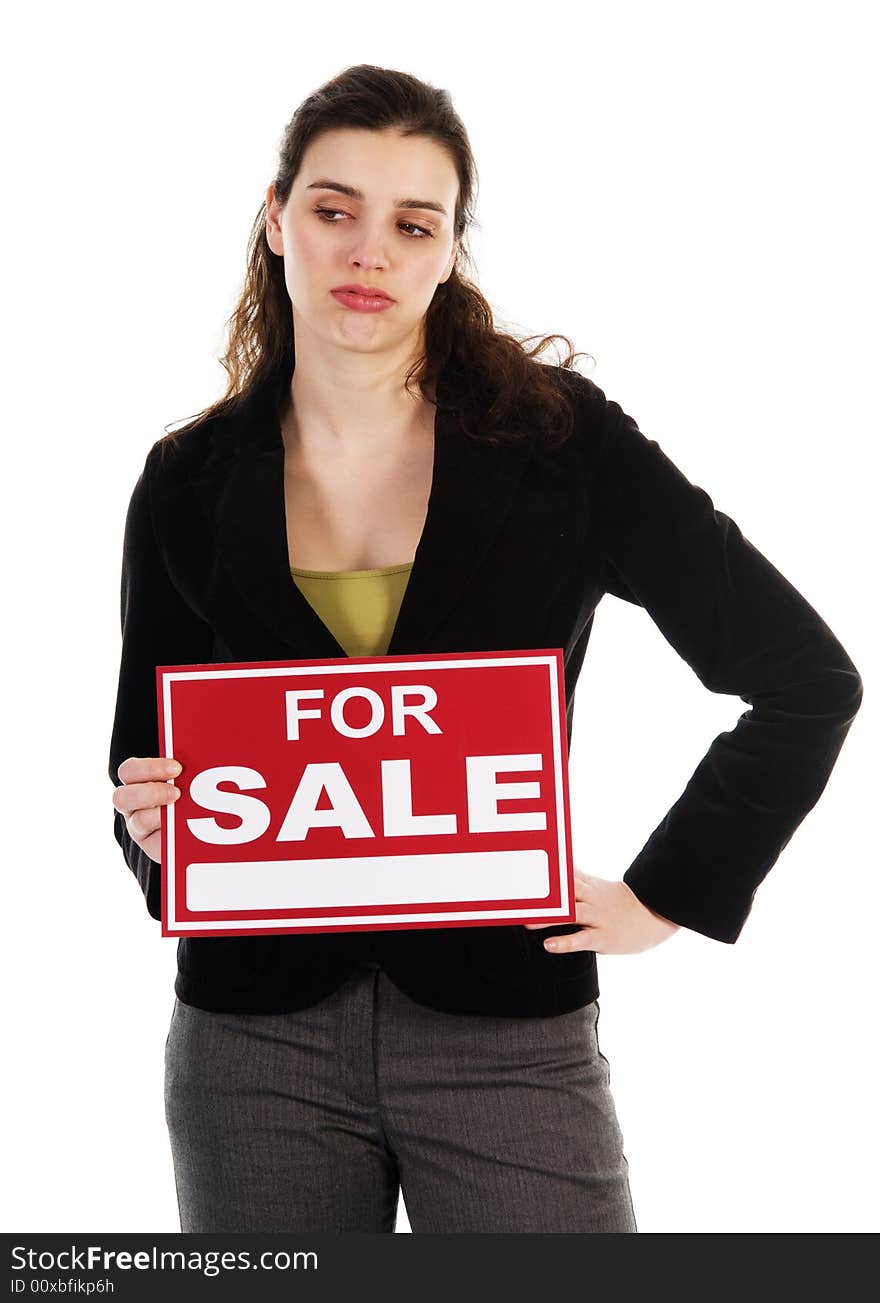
331, 289, 394, 313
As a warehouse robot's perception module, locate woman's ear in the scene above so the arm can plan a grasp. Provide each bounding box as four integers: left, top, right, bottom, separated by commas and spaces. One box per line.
439, 240, 459, 285
265, 183, 283, 256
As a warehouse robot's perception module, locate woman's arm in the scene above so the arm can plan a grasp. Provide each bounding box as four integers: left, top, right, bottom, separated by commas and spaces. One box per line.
586, 383, 863, 943
108, 443, 214, 920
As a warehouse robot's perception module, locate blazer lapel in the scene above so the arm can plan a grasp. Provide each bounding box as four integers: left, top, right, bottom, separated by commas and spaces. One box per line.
189, 366, 540, 660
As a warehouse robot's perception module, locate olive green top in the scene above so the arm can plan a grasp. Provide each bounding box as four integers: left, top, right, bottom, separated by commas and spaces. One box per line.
290, 562, 414, 657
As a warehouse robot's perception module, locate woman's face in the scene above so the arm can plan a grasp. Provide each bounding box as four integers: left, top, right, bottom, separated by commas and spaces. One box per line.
266, 127, 459, 355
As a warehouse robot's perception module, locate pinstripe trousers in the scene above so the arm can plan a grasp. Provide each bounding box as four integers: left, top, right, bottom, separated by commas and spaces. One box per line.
164, 957, 638, 1233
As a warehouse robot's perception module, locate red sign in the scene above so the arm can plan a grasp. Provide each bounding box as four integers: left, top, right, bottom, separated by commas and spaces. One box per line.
156, 649, 576, 938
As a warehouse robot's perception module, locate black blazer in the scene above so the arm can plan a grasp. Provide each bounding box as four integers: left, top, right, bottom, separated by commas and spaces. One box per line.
108, 364, 863, 1017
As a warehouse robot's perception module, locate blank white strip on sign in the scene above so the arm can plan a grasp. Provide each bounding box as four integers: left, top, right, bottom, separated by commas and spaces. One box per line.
186, 851, 550, 911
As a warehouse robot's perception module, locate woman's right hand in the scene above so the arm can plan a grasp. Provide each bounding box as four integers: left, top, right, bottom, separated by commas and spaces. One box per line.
112, 756, 183, 863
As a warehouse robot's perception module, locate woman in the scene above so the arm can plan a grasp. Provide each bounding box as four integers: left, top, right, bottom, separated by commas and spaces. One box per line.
108, 65, 862, 1233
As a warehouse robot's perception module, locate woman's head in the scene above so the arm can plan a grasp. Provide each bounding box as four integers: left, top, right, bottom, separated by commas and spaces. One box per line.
265, 124, 460, 376
165, 64, 591, 451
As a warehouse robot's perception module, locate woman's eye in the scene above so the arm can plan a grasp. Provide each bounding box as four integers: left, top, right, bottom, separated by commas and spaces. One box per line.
399, 221, 434, 239
313, 207, 434, 239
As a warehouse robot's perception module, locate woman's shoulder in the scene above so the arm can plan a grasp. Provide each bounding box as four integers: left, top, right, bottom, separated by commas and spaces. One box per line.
534, 362, 620, 466
545, 361, 613, 414
146, 403, 240, 485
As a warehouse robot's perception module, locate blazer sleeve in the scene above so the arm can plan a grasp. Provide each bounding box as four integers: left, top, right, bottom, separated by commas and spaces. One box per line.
586, 383, 864, 943
108, 442, 214, 921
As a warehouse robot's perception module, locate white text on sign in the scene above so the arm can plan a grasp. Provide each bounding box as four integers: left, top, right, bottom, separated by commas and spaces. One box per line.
186, 755, 547, 845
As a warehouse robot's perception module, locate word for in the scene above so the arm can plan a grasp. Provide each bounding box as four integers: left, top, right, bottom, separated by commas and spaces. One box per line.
285, 684, 443, 740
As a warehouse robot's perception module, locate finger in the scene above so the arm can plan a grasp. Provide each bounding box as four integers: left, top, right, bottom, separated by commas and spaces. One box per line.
572, 877, 595, 903
543, 927, 603, 954
112, 781, 180, 815
126, 804, 164, 844
574, 869, 600, 892
116, 756, 183, 785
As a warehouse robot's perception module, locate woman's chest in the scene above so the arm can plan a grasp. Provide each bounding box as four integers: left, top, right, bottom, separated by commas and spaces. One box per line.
282, 430, 435, 572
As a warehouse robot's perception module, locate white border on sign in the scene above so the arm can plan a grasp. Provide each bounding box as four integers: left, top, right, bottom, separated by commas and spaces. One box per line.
160, 655, 571, 933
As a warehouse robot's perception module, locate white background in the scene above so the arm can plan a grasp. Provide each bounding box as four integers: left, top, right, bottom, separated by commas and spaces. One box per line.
3, 0, 876, 1234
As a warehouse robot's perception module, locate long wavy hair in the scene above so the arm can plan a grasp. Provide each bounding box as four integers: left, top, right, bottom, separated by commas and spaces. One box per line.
161, 63, 594, 454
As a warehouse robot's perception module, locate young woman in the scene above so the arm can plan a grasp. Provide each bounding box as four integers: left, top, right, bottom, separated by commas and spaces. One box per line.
108, 64, 862, 1233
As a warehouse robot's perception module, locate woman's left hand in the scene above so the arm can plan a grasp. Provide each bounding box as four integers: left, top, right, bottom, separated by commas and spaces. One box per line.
523, 869, 681, 955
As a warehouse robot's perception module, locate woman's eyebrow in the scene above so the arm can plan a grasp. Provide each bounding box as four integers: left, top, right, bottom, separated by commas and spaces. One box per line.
304, 178, 447, 216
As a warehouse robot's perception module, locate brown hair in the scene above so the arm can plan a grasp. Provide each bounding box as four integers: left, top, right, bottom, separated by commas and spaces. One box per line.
161, 64, 594, 454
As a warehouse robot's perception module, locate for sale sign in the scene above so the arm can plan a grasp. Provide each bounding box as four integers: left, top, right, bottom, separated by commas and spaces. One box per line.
156, 649, 576, 938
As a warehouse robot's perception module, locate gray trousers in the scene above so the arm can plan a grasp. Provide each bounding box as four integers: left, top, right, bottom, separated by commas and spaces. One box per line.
164, 957, 638, 1233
